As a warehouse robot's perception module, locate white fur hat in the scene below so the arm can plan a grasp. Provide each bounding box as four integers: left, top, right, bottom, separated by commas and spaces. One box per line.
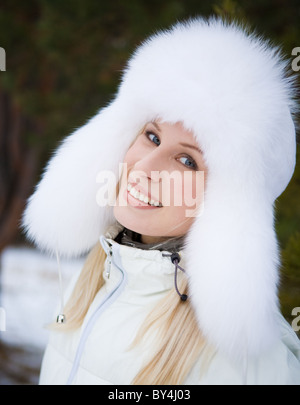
22, 17, 297, 361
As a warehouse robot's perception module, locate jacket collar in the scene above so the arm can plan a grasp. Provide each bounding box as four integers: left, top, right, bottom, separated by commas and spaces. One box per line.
99, 234, 186, 300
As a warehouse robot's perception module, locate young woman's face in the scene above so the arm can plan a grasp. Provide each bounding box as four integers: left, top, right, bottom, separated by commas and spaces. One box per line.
114, 121, 207, 243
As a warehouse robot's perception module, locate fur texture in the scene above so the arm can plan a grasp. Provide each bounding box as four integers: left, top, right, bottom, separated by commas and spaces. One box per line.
22, 17, 297, 361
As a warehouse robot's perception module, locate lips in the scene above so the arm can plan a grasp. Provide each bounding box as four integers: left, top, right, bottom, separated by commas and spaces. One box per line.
127, 183, 162, 207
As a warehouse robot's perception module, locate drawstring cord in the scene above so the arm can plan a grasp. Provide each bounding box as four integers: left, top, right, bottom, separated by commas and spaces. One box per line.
55, 247, 66, 323
163, 252, 188, 301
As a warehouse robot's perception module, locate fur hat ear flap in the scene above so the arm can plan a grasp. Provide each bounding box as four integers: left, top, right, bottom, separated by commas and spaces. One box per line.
22, 99, 139, 258
185, 178, 281, 360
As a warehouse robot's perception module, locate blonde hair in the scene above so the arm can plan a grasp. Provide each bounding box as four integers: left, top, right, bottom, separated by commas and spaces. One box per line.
56, 241, 209, 384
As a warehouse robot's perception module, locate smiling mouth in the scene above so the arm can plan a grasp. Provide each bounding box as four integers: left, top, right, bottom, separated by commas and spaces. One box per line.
127, 183, 163, 207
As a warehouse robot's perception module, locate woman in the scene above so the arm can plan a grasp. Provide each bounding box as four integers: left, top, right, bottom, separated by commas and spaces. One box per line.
22, 17, 300, 384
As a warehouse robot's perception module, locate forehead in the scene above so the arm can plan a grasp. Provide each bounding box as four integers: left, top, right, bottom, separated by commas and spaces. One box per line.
148, 120, 197, 143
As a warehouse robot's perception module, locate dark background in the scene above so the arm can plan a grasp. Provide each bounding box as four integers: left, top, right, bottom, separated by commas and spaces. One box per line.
0, 0, 299, 384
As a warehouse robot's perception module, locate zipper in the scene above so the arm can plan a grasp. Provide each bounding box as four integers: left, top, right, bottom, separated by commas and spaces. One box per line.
66, 237, 127, 385
106, 245, 113, 279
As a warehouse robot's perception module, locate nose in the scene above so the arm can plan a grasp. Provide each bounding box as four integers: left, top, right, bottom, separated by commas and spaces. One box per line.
131, 148, 166, 182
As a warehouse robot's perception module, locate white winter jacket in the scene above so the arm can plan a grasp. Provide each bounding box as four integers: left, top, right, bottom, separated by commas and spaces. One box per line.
39, 235, 300, 385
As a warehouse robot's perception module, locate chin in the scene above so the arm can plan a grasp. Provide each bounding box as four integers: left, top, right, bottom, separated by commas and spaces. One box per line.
114, 207, 158, 236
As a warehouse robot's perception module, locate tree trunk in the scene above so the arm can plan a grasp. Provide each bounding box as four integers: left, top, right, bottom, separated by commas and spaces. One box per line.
0, 88, 39, 253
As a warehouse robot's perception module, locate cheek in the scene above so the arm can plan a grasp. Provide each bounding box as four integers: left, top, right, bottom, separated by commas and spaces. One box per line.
123, 147, 136, 168
121, 141, 149, 183
161, 171, 204, 209
185, 171, 205, 201
118, 142, 146, 199
119, 145, 139, 187
123, 136, 146, 166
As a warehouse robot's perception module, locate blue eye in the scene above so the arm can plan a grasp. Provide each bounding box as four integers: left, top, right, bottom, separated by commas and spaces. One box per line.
146, 131, 160, 146
179, 156, 197, 169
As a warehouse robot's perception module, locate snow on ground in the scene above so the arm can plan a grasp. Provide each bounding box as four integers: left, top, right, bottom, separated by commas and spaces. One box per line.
0, 246, 84, 350
0, 246, 85, 384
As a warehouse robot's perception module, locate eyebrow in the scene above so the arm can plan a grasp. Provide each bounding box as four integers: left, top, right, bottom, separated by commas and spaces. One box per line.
150, 121, 161, 132
179, 142, 202, 154
148, 121, 202, 154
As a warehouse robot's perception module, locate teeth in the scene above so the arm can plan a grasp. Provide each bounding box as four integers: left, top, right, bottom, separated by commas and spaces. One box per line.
129, 188, 137, 198
127, 183, 161, 207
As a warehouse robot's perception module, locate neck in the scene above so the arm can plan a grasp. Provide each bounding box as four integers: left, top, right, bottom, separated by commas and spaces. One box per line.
141, 234, 170, 244
116, 227, 186, 252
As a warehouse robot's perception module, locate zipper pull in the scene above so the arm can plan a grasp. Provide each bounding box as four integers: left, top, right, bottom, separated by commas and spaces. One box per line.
106, 246, 113, 279
99, 236, 113, 279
